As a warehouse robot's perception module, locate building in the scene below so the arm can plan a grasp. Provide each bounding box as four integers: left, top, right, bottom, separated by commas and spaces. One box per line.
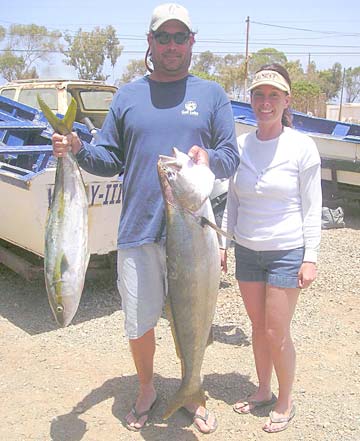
326, 103, 360, 123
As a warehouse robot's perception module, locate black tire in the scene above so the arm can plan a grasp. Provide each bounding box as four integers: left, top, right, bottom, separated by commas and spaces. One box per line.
212, 197, 227, 227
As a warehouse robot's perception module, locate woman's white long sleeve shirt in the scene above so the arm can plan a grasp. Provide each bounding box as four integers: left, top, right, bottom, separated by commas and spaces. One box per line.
221, 127, 322, 263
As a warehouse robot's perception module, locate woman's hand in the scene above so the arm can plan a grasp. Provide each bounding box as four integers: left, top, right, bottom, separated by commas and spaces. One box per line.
220, 248, 227, 273
298, 262, 317, 289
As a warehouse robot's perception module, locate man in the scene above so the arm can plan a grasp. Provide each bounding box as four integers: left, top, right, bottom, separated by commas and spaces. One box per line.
52, 3, 239, 434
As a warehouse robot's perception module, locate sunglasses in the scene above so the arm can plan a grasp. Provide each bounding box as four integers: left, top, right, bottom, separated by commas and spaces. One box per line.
153, 31, 191, 45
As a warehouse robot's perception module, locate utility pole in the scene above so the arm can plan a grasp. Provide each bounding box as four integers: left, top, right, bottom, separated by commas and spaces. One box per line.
338, 67, 346, 121
244, 16, 250, 102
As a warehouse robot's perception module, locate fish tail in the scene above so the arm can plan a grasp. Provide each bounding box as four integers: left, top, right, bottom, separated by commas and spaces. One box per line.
162, 386, 206, 420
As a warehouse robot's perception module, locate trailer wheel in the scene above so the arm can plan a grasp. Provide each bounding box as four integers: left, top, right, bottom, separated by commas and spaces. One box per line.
212, 198, 227, 227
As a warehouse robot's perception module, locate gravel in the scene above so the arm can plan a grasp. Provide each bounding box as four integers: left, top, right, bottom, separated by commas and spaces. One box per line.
0, 205, 359, 441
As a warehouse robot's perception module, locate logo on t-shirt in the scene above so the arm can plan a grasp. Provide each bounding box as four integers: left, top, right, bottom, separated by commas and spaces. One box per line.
181, 101, 199, 116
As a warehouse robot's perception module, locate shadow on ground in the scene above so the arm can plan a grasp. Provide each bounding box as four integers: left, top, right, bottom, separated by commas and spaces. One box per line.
50, 371, 254, 441
0, 264, 121, 334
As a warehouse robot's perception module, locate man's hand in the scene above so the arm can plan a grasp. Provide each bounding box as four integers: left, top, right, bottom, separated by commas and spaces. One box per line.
188, 145, 209, 167
52, 132, 82, 158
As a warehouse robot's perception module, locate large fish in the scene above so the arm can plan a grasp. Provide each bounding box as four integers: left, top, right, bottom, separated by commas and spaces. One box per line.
38, 96, 90, 327
157, 148, 221, 419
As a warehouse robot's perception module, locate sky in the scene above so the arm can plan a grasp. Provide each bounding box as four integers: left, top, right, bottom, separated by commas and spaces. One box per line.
1, 0, 360, 84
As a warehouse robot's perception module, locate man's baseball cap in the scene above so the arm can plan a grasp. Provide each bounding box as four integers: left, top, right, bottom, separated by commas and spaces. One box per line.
248, 69, 291, 94
149, 3, 193, 32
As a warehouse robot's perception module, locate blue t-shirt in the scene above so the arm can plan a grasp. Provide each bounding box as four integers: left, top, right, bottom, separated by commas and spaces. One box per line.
77, 74, 239, 248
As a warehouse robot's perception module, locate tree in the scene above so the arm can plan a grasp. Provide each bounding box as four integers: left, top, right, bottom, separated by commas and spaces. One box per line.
345, 67, 360, 103
119, 59, 147, 85
190, 70, 225, 88
306, 60, 318, 82
191, 51, 222, 75
284, 60, 305, 83
63, 26, 123, 80
0, 50, 27, 81
317, 62, 342, 101
291, 80, 324, 115
248, 48, 288, 77
0, 24, 62, 80
218, 54, 245, 98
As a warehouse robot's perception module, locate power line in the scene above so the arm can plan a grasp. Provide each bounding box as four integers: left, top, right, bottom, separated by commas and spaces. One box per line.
251, 20, 360, 36
2, 48, 360, 57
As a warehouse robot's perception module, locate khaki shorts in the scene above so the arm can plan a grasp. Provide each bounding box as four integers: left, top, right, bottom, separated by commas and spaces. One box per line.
117, 243, 167, 339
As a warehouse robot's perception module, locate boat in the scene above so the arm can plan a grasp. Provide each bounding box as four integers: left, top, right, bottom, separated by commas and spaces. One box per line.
0, 95, 228, 279
0, 95, 121, 279
231, 100, 360, 202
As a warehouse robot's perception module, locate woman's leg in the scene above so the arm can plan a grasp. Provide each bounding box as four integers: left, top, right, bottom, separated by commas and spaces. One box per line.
263, 285, 300, 431
234, 281, 274, 412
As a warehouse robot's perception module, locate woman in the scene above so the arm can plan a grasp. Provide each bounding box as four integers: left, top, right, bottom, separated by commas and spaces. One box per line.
221, 63, 322, 433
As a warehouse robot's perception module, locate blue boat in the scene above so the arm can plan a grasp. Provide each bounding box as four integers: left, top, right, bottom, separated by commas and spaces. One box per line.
0, 96, 122, 279
231, 100, 360, 202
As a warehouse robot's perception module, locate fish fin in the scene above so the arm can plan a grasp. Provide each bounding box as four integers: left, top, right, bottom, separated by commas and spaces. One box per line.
63, 97, 77, 133
206, 326, 214, 347
200, 215, 234, 241
163, 387, 206, 420
37, 95, 77, 135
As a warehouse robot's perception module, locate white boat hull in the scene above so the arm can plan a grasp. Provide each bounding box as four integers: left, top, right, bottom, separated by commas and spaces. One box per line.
0, 165, 121, 257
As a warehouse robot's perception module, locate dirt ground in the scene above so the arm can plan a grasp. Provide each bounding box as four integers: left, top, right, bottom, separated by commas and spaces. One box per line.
0, 208, 359, 441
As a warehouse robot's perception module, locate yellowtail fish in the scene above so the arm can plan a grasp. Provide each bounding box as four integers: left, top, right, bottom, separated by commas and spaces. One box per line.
38, 96, 90, 327
157, 148, 220, 419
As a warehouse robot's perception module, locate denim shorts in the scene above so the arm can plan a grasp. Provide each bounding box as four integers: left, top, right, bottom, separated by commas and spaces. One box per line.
117, 243, 167, 339
234, 244, 304, 288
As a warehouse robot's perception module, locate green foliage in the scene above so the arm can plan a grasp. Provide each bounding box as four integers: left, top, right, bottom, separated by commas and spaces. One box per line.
63, 26, 123, 80
284, 60, 304, 83
0, 24, 62, 80
0, 50, 27, 81
190, 70, 225, 88
106, 26, 122, 69
119, 59, 147, 85
317, 63, 342, 100
191, 52, 244, 98
292, 80, 321, 97
218, 54, 244, 98
191, 51, 222, 75
345, 67, 360, 103
248, 48, 288, 77
291, 80, 323, 113
0, 26, 5, 41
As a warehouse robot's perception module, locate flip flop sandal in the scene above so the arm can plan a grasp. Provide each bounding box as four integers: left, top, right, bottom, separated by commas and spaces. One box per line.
182, 407, 218, 434
125, 397, 158, 432
233, 393, 277, 414
262, 404, 296, 433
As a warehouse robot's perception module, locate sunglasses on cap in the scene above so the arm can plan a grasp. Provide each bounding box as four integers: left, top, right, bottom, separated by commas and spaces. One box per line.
152, 31, 191, 45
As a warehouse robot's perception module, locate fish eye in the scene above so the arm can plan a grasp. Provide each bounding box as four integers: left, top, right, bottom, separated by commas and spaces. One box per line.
56, 305, 64, 313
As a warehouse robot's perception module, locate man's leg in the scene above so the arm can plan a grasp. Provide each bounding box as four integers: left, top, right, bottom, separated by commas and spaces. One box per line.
117, 244, 166, 430
125, 329, 157, 430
